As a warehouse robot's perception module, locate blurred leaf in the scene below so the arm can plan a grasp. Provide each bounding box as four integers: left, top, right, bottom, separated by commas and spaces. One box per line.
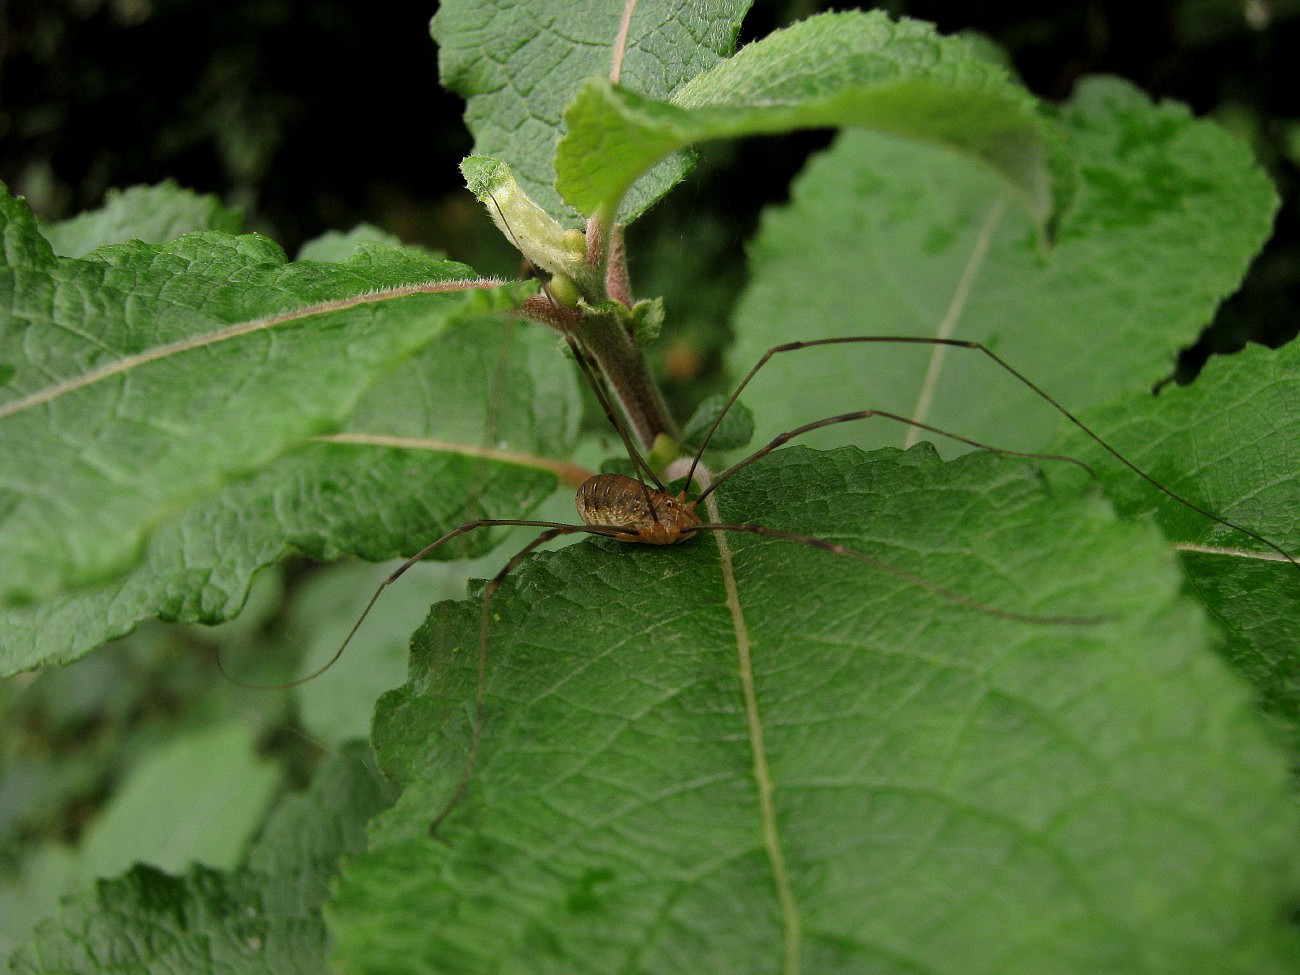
35, 182, 243, 258
0, 722, 278, 965
432, 0, 753, 225
297, 224, 407, 262
79, 720, 278, 876
288, 561, 431, 749
330, 446, 1300, 974
557, 10, 1067, 229
0, 844, 77, 961
727, 77, 1277, 457
680, 392, 754, 452
8, 743, 392, 975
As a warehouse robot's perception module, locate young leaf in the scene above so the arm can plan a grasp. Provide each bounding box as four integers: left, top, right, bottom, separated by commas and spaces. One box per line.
726, 77, 1277, 457
556, 10, 1066, 229
330, 447, 1300, 974
680, 391, 754, 452
36, 181, 243, 258
0, 189, 521, 605
0, 316, 582, 676
432, 0, 753, 224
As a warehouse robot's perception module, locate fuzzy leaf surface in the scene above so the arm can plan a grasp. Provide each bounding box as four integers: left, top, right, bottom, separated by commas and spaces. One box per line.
330, 446, 1299, 975
0, 316, 582, 676
727, 77, 1276, 458
432, 0, 752, 225
557, 11, 1065, 228
0, 189, 524, 605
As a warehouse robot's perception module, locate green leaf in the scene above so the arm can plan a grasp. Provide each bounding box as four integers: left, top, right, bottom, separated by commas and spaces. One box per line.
0, 316, 582, 676
35, 182, 243, 258
330, 447, 1300, 974
0, 188, 525, 605
432, 0, 753, 224
8, 743, 392, 975
727, 77, 1277, 458
296, 223, 407, 262
0, 720, 280, 960
1057, 342, 1300, 763
79, 720, 279, 877
680, 392, 754, 452
289, 561, 458, 749
556, 11, 1066, 228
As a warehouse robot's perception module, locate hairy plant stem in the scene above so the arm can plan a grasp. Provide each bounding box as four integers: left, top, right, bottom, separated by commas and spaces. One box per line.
565, 211, 676, 451
575, 306, 677, 450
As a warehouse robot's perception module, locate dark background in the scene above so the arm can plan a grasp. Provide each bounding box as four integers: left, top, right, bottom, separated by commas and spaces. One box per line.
2, 0, 1297, 391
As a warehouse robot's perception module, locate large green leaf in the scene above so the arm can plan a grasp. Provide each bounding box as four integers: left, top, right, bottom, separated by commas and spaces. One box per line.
556, 10, 1066, 228
330, 447, 1299, 974
8, 743, 392, 975
726, 76, 1276, 457
0, 188, 528, 605
0, 314, 582, 676
432, 0, 753, 225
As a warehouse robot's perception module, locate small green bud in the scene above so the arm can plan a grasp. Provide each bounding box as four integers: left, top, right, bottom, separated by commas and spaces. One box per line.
460, 155, 584, 280
548, 273, 581, 308
645, 433, 682, 474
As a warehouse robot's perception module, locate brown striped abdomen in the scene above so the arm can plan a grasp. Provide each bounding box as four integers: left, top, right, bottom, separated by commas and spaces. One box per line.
574, 473, 700, 545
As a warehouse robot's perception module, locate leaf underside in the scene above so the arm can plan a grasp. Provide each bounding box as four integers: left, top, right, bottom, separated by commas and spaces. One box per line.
0, 189, 529, 605
329, 447, 1300, 974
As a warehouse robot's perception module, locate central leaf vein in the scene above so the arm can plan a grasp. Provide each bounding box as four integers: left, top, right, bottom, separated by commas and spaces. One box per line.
704, 492, 802, 975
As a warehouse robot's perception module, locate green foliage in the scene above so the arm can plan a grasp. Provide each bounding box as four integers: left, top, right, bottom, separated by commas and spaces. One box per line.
433, 0, 754, 224
680, 391, 755, 452
1060, 341, 1300, 758
728, 76, 1277, 457
3, 5, 1298, 974
36, 182, 244, 259
331, 448, 1296, 975
0, 192, 544, 606
557, 10, 1068, 228
8, 744, 392, 974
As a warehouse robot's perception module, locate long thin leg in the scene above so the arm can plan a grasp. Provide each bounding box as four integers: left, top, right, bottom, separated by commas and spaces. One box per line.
429, 522, 626, 836
689, 522, 1106, 626
685, 335, 1298, 569
695, 409, 1095, 505
566, 335, 668, 495
215, 518, 600, 691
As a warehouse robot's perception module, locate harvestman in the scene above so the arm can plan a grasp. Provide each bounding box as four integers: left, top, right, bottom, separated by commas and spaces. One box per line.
227, 188, 1296, 832
284, 245, 1298, 833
